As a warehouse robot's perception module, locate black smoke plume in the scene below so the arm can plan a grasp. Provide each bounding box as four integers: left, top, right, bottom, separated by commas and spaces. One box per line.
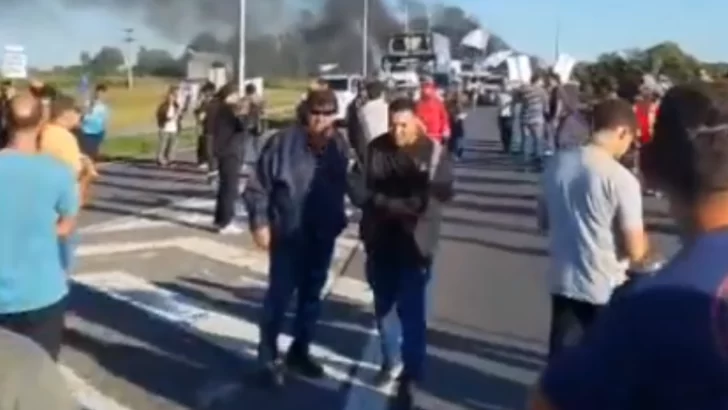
61, 0, 511, 76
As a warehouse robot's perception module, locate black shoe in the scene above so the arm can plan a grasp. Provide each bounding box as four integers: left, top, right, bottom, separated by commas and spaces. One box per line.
285, 352, 325, 379
392, 376, 415, 410
256, 359, 285, 389
373, 362, 396, 387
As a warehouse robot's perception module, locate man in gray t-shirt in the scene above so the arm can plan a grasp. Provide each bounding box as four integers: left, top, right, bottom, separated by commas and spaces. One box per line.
538, 98, 649, 359
0, 328, 77, 410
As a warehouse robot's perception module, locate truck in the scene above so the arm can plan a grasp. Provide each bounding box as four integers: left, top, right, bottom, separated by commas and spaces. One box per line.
318, 73, 362, 125
380, 31, 453, 97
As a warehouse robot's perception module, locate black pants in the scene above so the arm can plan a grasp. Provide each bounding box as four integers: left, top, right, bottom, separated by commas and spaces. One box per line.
497, 116, 513, 153
214, 154, 241, 227
0, 296, 67, 360
548, 295, 603, 360
196, 134, 218, 169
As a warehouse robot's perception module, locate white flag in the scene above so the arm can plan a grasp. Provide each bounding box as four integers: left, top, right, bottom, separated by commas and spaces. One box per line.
460, 29, 490, 51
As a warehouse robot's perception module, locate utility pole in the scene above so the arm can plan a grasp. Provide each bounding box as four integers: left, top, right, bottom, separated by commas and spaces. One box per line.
123, 28, 134, 89
362, 0, 369, 76
237, 0, 246, 94
554, 19, 561, 62
404, 2, 409, 32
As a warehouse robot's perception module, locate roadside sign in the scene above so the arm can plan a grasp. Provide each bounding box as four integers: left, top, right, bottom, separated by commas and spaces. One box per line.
2, 45, 28, 79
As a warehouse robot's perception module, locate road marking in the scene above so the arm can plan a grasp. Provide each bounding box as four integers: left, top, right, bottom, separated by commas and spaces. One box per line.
76, 236, 360, 280
60, 365, 134, 410
81, 192, 356, 234
73, 271, 373, 392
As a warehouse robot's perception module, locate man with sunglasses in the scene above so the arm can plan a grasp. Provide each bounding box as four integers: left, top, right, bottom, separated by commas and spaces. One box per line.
530, 82, 728, 410
243, 89, 350, 388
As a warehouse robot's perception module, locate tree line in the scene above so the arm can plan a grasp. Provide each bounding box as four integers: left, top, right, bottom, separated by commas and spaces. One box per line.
573, 42, 728, 99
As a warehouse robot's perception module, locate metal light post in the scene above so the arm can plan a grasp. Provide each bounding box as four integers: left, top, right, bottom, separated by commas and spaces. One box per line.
362, 0, 369, 76
237, 0, 246, 93
123, 28, 134, 89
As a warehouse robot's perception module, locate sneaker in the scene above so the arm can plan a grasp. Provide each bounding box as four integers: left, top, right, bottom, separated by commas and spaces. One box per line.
256, 359, 285, 389
217, 224, 244, 235
284, 352, 325, 379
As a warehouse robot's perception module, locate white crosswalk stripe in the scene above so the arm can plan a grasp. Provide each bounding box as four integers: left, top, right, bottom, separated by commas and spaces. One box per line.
61, 213, 376, 408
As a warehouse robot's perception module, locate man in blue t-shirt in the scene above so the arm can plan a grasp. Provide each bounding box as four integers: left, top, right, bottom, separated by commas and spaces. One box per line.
0, 93, 79, 361
529, 82, 728, 410
80, 84, 109, 160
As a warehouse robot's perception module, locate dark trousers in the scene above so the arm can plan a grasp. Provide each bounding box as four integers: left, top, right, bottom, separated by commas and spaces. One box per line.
448, 119, 465, 158
0, 296, 67, 360
497, 116, 513, 153
366, 258, 432, 381
213, 154, 241, 227
80, 133, 104, 160
196, 133, 218, 169
548, 294, 603, 360
258, 238, 336, 362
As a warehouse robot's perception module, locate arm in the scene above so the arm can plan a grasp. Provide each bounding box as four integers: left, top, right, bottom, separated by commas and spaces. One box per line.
615, 173, 649, 263
242, 135, 277, 231
440, 103, 451, 139
430, 148, 454, 202
55, 167, 80, 238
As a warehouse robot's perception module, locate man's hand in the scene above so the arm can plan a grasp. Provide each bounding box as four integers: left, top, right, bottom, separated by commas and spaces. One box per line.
252, 226, 271, 250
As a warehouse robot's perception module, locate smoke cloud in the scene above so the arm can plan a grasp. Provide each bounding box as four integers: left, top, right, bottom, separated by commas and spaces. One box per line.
32, 0, 511, 75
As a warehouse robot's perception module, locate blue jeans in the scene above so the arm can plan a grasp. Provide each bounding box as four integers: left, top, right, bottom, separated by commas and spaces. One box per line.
258, 237, 336, 362
365, 258, 432, 381
522, 122, 545, 162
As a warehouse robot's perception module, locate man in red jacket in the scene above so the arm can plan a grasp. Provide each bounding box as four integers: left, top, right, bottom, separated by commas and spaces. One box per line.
415, 79, 451, 145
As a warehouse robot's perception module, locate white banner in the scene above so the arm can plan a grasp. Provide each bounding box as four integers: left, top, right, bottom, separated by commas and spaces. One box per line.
460, 29, 489, 51
506, 55, 532, 84
2, 45, 27, 79
553, 53, 576, 83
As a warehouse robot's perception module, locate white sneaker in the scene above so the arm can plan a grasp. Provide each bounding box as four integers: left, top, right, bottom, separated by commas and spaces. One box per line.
217, 224, 244, 235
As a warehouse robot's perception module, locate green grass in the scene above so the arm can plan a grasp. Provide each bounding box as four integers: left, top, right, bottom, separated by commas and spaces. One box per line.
101, 130, 196, 159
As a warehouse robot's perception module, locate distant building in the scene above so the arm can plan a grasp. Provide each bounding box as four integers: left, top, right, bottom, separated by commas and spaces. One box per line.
185, 50, 233, 89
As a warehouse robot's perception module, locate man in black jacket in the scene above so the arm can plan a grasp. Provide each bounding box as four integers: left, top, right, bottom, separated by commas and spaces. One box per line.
243, 89, 350, 388
348, 97, 454, 409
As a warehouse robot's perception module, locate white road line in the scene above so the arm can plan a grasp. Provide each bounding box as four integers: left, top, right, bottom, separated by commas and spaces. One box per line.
75, 236, 360, 281
73, 271, 374, 392
60, 365, 134, 410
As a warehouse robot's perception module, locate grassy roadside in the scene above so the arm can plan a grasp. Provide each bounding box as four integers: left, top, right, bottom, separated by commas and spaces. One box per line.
100, 130, 197, 159
99, 114, 296, 160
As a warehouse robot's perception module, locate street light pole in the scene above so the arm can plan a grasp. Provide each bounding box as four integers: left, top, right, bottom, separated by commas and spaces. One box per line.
362, 0, 368, 77
123, 28, 134, 89
237, 0, 246, 94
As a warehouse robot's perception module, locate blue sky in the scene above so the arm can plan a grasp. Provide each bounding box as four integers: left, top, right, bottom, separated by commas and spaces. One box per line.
0, 0, 725, 68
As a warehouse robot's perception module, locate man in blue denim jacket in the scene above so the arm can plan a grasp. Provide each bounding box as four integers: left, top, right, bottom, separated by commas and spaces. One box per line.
242, 89, 349, 388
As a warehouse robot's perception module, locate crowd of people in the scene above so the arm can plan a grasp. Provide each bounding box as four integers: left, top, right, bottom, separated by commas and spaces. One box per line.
1, 68, 728, 410
529, 80, 728, 410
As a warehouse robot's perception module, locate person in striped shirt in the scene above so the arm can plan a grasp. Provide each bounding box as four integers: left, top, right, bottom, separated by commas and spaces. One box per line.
517, 73, 550, 170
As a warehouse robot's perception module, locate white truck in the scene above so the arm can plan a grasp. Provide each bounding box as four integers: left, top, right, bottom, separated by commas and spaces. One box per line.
319, 74, 362, 125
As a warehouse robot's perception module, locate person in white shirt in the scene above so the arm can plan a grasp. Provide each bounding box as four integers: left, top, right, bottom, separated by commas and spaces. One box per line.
155, 86, 181, 167
354, 80, 389, 162
497, 86, 514, 153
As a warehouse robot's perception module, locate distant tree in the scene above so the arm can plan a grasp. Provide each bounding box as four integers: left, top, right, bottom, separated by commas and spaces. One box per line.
90, 46, 125, 74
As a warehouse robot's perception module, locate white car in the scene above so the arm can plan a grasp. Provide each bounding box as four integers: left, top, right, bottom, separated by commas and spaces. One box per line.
320, 74, 362, 124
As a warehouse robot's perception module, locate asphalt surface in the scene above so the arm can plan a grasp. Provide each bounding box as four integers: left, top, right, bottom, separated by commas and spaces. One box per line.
63, 109, 680, 410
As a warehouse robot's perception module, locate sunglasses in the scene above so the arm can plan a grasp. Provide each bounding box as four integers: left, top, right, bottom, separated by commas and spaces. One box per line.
309, 108, 336, 116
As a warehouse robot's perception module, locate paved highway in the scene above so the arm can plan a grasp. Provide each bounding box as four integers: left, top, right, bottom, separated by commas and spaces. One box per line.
61, 108, 679, 409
